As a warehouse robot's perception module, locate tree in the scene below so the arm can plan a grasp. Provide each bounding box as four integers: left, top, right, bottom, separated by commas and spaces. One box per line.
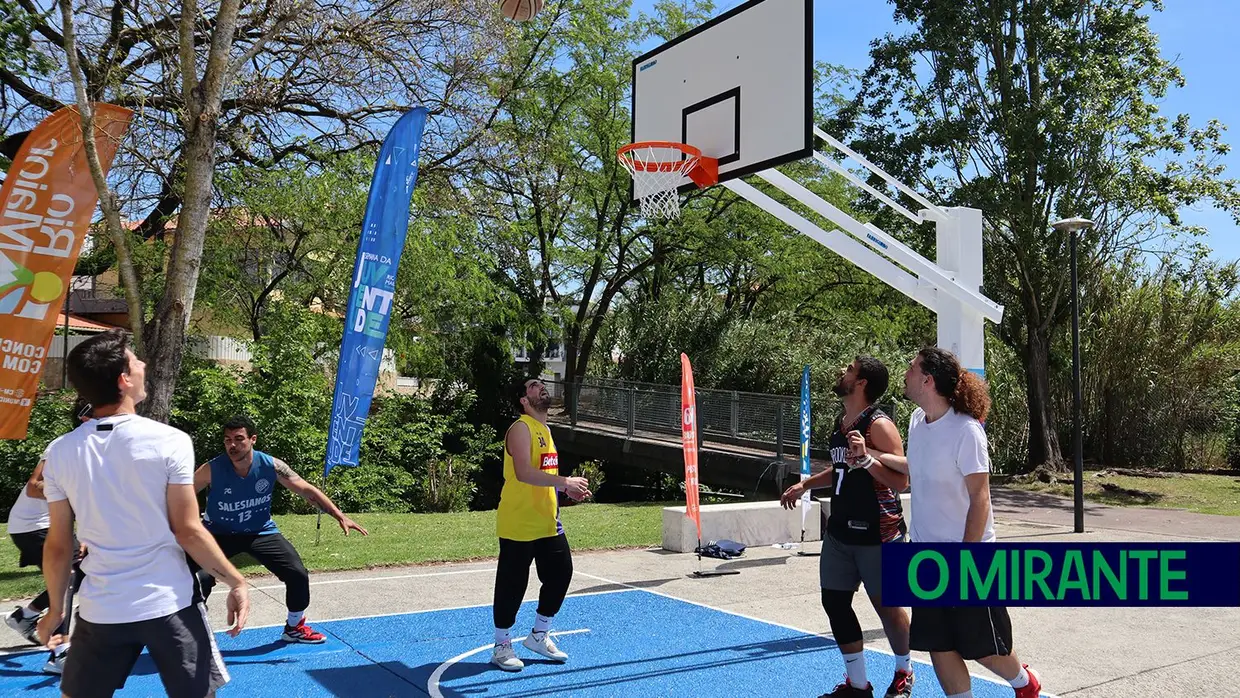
198, 154, 371, 341
474, 0, 756, 387
57, 0, 146, 348
0, 0, 53, 168
829, 0, 1240, 470
1076, 250, 1240, 470
2, 0, 531, 421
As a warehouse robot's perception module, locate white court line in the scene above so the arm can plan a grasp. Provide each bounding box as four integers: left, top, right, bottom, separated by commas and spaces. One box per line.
238, 587, 637, 631
250, 566, 494, 591
0, 588, 633, 652
575, 570, 1063, 698
427, 629, 590, 698
2, 565, 503, 654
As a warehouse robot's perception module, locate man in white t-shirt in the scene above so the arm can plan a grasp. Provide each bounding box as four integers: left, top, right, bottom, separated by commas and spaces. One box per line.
851, 347, 1044, 698
5, 396, 91, 674
38, 329, 251, 698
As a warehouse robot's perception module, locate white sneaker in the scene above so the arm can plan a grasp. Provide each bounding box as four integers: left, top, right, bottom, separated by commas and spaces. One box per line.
522, 632, 568, 662
6, 607, 40, 645
43, 647, 67, 675
491, 642, 524, 672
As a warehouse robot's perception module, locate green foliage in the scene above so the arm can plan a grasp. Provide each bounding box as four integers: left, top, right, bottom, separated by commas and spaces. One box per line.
598, 283, 924, 405
350, 388, 495, 513
166, 302, 495, 514
574, 460, 606, 496
981, 329, 1033, 474
171, 356, 256, 459
172, 303, 337, 517
18, 0, 1225, 509
0, 390, 76, 519
199, 155, 372, 341
829, 0, 1240, 471
1066, 252, 1240, 470
1231, 382, 1240, 469
0, 0, 53, 83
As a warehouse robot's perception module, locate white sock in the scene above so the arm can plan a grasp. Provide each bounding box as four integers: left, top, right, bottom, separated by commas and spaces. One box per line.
53, 642, 69, 657
287, 611, 304, 627
842, 651, 867, 688
532, 613, 553, 637
1009, 666, 1030, 689
947, 692, 973, 698
494, 627, 511, 646
894, 653, 912, 673
21, 605, 40, 619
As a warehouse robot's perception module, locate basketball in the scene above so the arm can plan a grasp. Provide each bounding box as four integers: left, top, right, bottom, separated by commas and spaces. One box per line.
500, 0, 542, 21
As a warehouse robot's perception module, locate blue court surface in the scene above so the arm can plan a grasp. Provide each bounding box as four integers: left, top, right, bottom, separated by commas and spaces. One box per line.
0, 588, 1051, 697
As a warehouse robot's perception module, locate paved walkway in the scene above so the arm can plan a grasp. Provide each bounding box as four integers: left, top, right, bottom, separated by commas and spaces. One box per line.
991, 486, 1240, 540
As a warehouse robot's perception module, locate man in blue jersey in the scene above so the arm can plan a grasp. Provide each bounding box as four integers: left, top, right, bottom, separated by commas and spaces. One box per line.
192, 416, 368, 644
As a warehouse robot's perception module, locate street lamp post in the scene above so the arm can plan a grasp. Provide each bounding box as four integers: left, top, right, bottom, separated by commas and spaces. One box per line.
1051, 216, 1094, 534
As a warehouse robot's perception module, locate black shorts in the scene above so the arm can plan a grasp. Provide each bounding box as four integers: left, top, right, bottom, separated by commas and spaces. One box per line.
10, 530, 48, 568
63, 603, 228, 698
909, 605, 1014, 660
10, 529, 81, 568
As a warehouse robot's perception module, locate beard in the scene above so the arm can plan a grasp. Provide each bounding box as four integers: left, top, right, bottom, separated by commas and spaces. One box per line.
530, 395, 551, 412
831, 379, 850, 397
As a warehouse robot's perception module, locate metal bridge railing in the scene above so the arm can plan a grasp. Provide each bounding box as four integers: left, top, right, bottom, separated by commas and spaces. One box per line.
546, 378, 802, 455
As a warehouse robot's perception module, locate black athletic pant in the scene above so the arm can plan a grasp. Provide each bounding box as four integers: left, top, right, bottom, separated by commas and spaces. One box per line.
11, 530, 86, 636
30, 560, 85, 615
195, 532, 310, 613
492, 533, 573, 630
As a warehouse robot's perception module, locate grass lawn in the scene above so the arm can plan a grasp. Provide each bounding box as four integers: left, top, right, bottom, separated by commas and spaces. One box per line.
1002, 472, 1240, 517
0, 502, 671, 602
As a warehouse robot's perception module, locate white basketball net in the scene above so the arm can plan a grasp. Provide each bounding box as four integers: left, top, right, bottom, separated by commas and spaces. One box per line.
617, 144, 701, 220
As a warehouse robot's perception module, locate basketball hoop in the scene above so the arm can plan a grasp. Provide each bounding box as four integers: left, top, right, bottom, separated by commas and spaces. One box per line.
617, 141, 718, 220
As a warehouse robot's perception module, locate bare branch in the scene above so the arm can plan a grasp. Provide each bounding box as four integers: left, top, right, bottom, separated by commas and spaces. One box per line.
57, 0, 146, 352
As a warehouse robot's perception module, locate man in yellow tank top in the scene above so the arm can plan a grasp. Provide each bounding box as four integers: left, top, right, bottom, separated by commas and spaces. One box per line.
490, 378, 591, 672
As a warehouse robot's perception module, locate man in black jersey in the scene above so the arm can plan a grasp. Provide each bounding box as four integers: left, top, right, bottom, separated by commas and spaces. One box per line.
781, 356, 914, 698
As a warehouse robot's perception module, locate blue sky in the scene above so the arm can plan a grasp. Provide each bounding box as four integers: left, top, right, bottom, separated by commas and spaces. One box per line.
628, 0, 1240, 263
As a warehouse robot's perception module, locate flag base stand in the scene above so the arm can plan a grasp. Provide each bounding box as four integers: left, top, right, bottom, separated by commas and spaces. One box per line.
314, 469, 329, 546
793, 531, 819, 556
690, 538, 740, 578
692, 569, 740, 577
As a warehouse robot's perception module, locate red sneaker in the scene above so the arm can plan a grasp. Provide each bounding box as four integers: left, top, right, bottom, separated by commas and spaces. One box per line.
281, 618, 326, 644
1014, 665, 1042, 698
884, 669, 915, 698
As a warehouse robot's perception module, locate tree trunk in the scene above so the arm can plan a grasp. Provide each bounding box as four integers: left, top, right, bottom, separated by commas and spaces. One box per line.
140, 91, 218, 421
57, 0, 146, 353
139, 0, 254, 422
1024, 320, 1063, 471
525, 342, 546, 379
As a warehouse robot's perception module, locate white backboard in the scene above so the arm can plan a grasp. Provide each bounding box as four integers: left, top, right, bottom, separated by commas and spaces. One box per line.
629, 0, 812, 202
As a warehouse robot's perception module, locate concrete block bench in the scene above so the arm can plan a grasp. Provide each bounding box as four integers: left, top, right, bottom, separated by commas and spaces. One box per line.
661, 494, 913, 553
